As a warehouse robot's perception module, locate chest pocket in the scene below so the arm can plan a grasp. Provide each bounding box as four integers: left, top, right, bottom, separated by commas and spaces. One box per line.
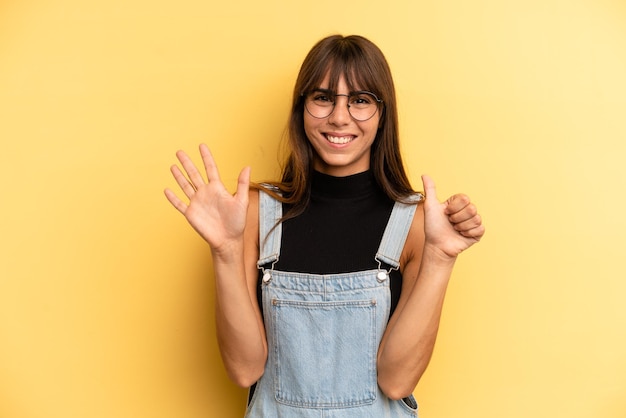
271, 298, 378, 408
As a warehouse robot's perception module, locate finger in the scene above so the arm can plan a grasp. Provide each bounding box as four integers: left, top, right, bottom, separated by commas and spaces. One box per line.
452, 213, 482, 233
235, 166, 251, 205
199, 144, 221, 183
458, 223, 485, 240
164, 188, 188, 214
445, 194, 471, 215
170, 164, 197, 199
176, 149, 206, 188
447, 202, 478, 224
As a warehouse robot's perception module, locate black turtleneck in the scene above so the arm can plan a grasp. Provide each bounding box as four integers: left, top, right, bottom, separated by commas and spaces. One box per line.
277, 170, 393, 273
259, 170, 403, 315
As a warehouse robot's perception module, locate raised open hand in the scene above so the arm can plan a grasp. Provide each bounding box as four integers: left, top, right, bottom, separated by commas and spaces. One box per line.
421, 175, 485, 259
164, 144, 251, 254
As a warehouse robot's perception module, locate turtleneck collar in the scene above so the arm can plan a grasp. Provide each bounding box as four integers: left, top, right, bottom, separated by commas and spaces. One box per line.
311, 170, 379, 199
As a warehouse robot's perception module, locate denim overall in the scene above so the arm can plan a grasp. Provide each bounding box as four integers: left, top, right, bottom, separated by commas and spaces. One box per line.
246, 190, 421, 418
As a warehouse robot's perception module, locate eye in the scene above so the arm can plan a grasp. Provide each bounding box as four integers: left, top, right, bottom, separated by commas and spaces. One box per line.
313, 94, 332, 103
350, 93, 375, 107
353, 96, 370, 104
308, 90, 334, 104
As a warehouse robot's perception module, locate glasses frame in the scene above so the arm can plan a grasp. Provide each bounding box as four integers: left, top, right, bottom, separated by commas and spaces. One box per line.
302, 89, 384, 122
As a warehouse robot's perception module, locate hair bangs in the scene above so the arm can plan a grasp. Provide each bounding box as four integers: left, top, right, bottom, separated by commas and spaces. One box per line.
298, 38, 383, 98
321, 58, 381, 99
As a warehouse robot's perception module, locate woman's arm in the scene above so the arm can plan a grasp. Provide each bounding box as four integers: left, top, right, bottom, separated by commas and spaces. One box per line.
377, 175, 485, 399
212, 189, 267, 387
164, 144, 267, 387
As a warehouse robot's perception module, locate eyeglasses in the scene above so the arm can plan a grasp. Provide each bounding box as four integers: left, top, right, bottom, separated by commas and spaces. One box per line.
303, 89, 383, 122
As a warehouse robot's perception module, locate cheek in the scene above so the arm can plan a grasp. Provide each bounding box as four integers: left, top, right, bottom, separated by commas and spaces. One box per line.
363, 119, 381, 140
303, 114, 322, 139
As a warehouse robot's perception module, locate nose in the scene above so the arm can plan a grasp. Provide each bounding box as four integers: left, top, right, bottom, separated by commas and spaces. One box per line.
327, 95, 351, 125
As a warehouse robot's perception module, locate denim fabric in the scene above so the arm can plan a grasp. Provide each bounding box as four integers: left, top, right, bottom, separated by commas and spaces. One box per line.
246, 191, 421, 418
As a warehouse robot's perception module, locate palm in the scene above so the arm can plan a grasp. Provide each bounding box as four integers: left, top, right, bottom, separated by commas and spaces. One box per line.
165, 144, 250, 251
187, 181, 247, 244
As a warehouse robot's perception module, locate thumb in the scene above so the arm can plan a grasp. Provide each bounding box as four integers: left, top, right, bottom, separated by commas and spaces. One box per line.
235, 166, 251, 204
421, 174, 438, 203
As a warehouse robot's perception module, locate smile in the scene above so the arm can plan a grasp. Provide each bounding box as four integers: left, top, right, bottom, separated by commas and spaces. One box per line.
326, 135, 355, 144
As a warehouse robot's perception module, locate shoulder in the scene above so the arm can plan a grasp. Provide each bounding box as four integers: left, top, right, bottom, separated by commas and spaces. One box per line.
249, 187, 260, 210
248, 187, 260, 219
245, 188, 260, 247
399, 200, 425, 274
245, 185, 281, 246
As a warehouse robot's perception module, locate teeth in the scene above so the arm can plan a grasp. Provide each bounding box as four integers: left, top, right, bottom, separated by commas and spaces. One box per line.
327, 135, 353, 144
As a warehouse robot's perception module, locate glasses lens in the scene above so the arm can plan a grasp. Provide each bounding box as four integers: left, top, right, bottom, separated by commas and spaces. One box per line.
304, 91, 334, 119
304, 91, 381, 121
347, 92, 379, 121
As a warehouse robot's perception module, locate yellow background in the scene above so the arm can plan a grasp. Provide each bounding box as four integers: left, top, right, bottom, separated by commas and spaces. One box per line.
1, 0, 625, 417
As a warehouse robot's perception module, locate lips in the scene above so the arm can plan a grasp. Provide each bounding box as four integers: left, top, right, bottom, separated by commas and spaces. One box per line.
325, 134, 355, 144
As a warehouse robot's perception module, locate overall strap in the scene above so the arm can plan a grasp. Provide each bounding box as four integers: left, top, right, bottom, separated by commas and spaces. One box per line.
257, 188, 282, 268
375, 194, 424, 270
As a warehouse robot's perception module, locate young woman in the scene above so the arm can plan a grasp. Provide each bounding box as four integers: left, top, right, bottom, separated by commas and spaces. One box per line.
165, 34, 484, 417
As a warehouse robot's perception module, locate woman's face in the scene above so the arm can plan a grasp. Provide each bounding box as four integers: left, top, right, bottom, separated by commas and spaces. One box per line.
303, 73, 381, 177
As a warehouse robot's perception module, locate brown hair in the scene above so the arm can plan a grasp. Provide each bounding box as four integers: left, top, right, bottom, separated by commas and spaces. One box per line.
259, 34, 416, 220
